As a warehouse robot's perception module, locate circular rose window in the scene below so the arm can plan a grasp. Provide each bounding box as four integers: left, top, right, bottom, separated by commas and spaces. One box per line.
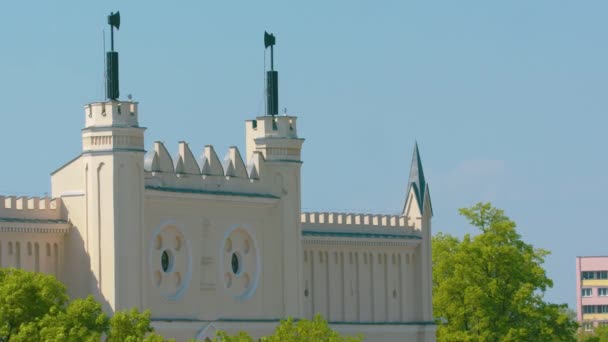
149, 222, 191, 300
221, 227, 259, 300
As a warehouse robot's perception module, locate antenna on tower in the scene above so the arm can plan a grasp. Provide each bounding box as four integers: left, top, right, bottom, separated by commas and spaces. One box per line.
106, 11, 121, 100
264, 31, 278, 116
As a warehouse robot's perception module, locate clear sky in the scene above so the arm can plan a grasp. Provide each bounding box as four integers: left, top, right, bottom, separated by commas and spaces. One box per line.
1, 1, 606, 310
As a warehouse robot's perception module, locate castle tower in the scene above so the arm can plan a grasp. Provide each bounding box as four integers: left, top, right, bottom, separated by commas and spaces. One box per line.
81, 12, 146, 312
403, 143, 433, 322
244, 32, 305, 317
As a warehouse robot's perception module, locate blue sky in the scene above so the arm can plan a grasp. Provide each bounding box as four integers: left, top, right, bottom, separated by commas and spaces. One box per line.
1, 1, 606, 310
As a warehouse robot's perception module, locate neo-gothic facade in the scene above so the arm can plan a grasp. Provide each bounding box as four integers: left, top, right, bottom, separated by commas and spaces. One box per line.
0, 42, 435, 342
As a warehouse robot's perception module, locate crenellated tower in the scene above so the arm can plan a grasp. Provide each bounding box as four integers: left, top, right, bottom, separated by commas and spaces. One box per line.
80, 12, 146, 312
244, 32, 305, 318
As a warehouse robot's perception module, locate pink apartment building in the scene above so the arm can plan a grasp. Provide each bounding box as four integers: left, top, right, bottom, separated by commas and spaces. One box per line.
576, 256, 608, 332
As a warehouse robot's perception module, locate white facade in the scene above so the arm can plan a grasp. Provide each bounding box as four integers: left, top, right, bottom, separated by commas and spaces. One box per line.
0, 98, 435, 341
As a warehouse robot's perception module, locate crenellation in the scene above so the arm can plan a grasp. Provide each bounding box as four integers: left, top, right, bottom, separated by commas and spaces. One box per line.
16, 197, 27, 210
175, 142, 200, 175
142, 140, 284, 200
39, 198, 49, 210
223, 147, 248, 178
390, 216, 397, 227
247, 151, 265, 180
399, 217, 406, 226
84, 101, 139, 128
155, 142, 174, 173
0, 196, 63, 220
27, 198, 39, 210
200, 145, 224, 176
372, 215, 379, 226
4, 196, 15, 209
300, 212, 417, 231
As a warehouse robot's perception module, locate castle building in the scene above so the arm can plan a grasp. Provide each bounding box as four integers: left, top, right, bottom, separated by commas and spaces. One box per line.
576, 256, 608, 332
0, 15, 436, 342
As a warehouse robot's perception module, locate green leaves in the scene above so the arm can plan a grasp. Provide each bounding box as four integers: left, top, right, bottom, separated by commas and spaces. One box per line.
211, 315, 363, 342
433, 203, 578, 342
0, 268, 172, 342
0, 268, 68, 341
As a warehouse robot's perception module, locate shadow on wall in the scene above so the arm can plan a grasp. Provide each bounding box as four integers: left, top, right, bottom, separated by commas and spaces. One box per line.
62, 206, 112, 314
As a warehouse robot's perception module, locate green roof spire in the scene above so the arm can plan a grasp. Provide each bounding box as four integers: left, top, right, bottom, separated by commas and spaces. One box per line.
406, 142, 426, 211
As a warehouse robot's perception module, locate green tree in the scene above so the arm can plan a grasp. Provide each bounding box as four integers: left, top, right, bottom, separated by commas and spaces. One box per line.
0, 268, 172, 341
0, 268, 69, 341
107, 308, 174, 342
12, 296, 108, 342
212, 315, 363, 342
433, 202, 578, 342
579, 325, 608, 342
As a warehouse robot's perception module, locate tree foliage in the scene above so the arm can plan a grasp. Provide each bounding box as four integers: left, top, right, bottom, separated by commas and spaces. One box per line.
433, 202, 578, 342
0, 268, 172, 342
211, 315, 363, 342
579, 326, 608, 342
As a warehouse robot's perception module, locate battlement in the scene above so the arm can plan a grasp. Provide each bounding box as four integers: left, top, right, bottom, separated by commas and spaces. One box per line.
301, 212, 421, 236
0, 196, 63, 221
245, 116, 304, 163
84, 100, 139, 128
144, 141, 277, 198
246, 115, 299, 139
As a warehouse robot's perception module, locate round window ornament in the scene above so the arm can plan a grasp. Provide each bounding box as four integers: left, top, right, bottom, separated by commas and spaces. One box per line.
220, 226, 260, 300
149, 222, 192, 301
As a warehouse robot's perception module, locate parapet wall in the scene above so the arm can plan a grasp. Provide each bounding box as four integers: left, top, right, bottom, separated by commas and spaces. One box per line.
84, 101, 139, 128
144, 141, 277, 197
0, 196, 63, 220
301, 212, 421, 235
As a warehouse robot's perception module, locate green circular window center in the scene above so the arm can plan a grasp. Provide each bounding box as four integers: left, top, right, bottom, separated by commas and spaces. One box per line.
161, 250, 171, 273
231, 253, 240, 274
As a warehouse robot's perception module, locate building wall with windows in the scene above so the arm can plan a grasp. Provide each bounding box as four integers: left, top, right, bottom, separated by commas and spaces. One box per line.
576, 256, 608, 331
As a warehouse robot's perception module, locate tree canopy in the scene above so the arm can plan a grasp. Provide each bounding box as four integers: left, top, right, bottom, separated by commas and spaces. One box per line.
0, 268, 172, 342
433, 202, 578, 341
579, 325, 608, 342
211, 315, 363, 342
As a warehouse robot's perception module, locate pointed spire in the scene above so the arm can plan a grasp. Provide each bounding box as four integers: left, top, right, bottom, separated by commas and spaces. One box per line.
407, 142, 426, 210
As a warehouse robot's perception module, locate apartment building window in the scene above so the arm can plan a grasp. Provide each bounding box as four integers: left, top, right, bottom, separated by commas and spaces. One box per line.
583, 272, 596, 280
600, 305, 608, 314
583, 322, 594, 331
583, 305, 597, 314
599, 322, 608, 327
599, 288, 608, 297
582, 288, 592, 297
599, 271, 608, 279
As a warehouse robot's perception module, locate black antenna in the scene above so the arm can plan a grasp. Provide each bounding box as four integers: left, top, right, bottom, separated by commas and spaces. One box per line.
106, 11, 120, 100
264, 31, 278, 116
